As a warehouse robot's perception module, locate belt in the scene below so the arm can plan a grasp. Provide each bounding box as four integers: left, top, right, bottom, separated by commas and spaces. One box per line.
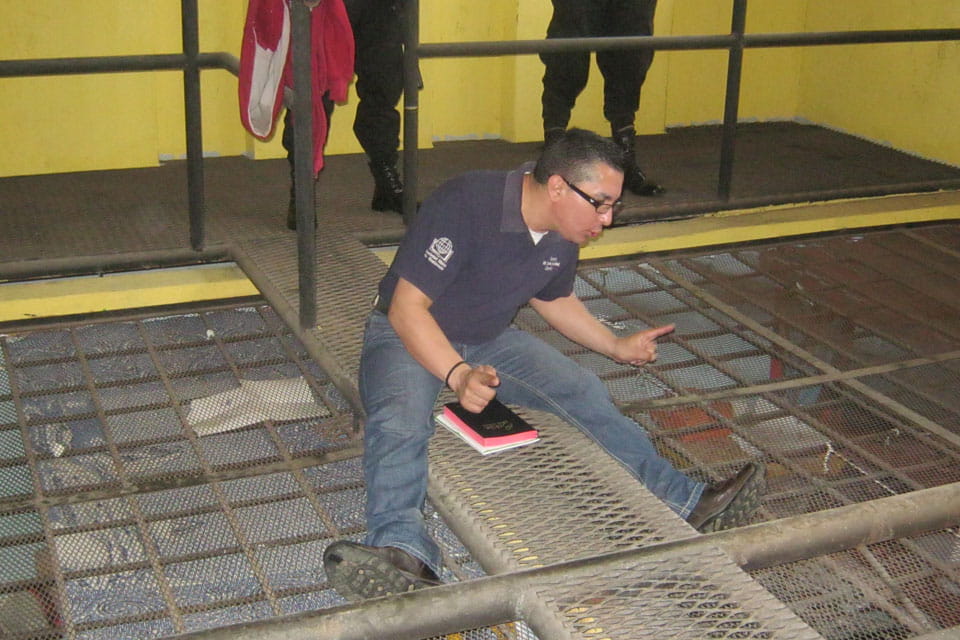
373, 294, 390, 314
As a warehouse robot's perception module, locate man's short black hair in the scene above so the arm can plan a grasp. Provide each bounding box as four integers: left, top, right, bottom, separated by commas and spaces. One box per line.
532, 128, 624, 185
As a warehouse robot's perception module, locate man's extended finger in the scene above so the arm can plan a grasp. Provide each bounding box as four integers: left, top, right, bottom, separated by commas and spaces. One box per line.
643, 323, 675, 340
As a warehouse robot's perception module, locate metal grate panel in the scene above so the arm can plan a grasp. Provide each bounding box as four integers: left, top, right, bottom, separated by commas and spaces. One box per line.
536, 543, 823, 640
3, 223, 959, 639
0, 304, 529, 639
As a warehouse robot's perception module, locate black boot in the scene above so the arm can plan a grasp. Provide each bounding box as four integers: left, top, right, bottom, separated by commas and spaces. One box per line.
613, 125, 664, 197
369, 161, 404, 214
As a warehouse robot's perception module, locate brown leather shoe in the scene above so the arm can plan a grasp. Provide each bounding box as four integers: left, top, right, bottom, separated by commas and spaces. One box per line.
323, 541, 441, 602
687, 462, 766, 533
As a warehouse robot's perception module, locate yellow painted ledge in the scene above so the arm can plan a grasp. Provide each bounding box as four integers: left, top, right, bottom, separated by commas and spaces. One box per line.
375, 192, 960, 265
0, 263, 259, 323
4, 192, 956, 323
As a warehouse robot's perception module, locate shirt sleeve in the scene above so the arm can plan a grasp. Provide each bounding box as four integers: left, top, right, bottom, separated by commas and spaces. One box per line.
390, 177, 474, 303
532, 243, 578, 301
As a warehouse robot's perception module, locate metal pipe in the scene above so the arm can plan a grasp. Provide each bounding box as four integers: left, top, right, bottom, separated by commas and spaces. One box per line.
174, 575, 519, 640
745, 28, 960, 48
0, 247, 232, 283
204, 52, 239, 76
713, 482, 960, 571
420, 34, 733, 59
181, 0, 206, 251
3, 28, 954, 79
174, 481, 960, 640
402, 0, 421, 226
415, 28, 960, 59
0, 53, 241, 78
718, 0, 747, 200
290, 0, 318, 331
0, 54, 192, 77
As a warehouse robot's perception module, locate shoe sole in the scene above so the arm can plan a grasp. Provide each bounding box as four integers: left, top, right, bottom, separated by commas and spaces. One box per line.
698, 462, 766, 533
323, 541, 435, 602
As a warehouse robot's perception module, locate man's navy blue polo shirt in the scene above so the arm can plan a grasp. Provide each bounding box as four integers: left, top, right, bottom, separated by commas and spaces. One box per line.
376, 163, 579, 344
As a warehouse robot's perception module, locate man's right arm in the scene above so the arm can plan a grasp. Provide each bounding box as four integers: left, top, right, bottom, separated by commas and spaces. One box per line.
388, 277, 499, 412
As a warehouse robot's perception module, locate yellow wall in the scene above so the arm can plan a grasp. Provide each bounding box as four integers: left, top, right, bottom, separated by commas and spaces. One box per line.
800, 0, 960, 166
1, 0, 957, 177
665, 0, 807, 126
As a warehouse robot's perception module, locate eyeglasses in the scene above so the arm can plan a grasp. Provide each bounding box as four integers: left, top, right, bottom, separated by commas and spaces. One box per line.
562, 177, 623, 216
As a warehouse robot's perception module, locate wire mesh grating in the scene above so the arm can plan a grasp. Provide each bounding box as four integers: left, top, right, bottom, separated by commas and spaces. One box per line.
2, 223, 960, 638
0, 303, 531, 639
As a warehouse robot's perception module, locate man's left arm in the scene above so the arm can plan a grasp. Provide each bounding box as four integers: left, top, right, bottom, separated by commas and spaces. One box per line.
529, 294, 674, 365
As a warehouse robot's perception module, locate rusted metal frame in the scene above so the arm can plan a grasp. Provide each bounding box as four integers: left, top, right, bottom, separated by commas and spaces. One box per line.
625, 353, 960, 504
590, 270, 791, 399
0, 446, 363, 514
648, 258, 960, 450
623, 350, 960, 413
641, 258, 960, 511
654, 247, 927, 372
665, 247, 960, 437
68, 326, 187, 632
905, 228, 960, 260
1, 338, 75, 635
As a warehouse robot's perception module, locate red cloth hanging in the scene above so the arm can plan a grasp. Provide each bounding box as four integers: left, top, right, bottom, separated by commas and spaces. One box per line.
239, 0, 354, 175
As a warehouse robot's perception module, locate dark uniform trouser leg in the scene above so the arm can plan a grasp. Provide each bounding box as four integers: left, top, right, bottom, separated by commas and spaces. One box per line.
540, 0, 657, 133
540, 0, 596, 132
346, 0, 404, 167
597, 0, 657, 131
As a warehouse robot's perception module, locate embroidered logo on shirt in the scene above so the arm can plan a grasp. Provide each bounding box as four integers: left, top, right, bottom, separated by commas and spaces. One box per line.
542, 256, 561, 271
425, 237, 454, 270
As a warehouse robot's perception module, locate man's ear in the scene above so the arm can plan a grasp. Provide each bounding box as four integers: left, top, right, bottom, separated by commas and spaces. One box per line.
546, 174, 566, 201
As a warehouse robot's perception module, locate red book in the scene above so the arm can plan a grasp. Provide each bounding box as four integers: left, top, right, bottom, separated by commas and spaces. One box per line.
436, 400, 538, 454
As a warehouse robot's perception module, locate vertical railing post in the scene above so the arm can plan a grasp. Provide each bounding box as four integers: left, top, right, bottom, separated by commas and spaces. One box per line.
181, 0, 205, 250
718, 0, 747, 201
402, 0, 420, 227
290, 0, 318, 330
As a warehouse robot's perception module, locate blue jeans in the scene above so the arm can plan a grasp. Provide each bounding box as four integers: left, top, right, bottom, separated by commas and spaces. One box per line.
358, 310, 704, 574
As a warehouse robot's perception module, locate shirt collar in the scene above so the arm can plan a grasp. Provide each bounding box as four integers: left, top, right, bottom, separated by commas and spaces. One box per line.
501, 161, 536, 233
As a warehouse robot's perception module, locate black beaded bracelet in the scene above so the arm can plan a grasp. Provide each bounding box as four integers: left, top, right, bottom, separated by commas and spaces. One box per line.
444, 360, 468, 389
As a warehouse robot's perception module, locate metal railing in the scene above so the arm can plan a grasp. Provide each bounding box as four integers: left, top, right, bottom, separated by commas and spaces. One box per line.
3, 4, 960, 638
404, 0, 960, 219
157, 482, 960, 640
